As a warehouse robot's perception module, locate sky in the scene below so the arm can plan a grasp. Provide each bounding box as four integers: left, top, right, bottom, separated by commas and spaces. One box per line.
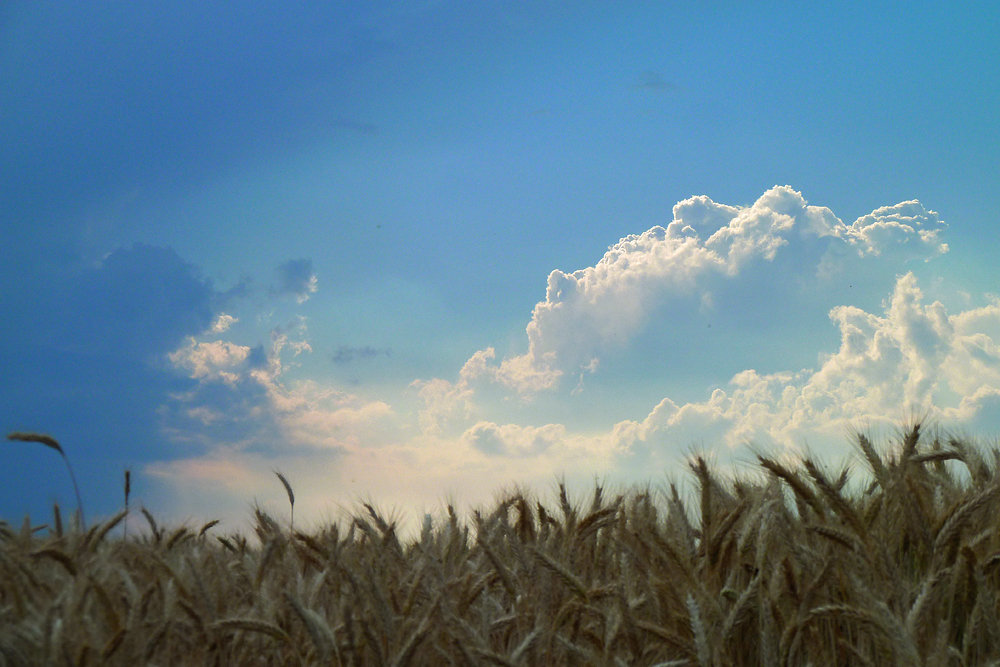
3, 1, 999, 535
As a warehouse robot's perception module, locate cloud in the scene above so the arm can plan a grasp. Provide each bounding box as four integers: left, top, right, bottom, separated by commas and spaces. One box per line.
120, 190, 989, 539
410, 351, 488, 437
210, 314, 238, 333
164, 315, 399, 459
1, 243, 237, 522
817, 200, 948, 279
634, 70, 677, 91
948, 387, 1000, 435
63, 244, 219, 357
332, 346, 391, 364
168, 339, 251, 383
144, 271, 1000, 537
274, 258, 318, 303
462, 421, 566, 457
7, 242, 220, 391
149, 322, 407, 531
611, 272, 1000, 466
464, 186, 948, 394
842, 201, 948, 259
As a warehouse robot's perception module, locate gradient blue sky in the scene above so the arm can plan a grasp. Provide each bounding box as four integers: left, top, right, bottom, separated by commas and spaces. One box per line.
4, 1, 999, 534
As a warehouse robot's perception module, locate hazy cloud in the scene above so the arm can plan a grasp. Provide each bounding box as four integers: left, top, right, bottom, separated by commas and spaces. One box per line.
332, 346, 391, 364
634, 70, 676, 91
462, 421, 566, 457
274, 258, 318, 303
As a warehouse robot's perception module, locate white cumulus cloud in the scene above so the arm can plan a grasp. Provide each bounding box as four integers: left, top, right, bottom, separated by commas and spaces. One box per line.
464, 186, 947, 395
611, 272, 1000, 466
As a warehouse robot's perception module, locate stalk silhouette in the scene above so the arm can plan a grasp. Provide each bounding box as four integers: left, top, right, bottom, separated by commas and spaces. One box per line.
7, 432, 86, 530
124, 469, 131, 539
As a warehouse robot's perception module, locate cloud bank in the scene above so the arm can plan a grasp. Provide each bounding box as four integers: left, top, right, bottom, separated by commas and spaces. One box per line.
612, 272, 1000, 465
136, 187, 999, 538
463, 186, 947, 394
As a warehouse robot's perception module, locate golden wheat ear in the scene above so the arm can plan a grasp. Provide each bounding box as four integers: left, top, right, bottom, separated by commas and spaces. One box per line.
8, 432, 86, 530
274, 470, 295, 530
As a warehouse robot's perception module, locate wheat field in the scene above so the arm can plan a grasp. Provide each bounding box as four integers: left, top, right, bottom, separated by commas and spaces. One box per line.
3, 424, 1000, 666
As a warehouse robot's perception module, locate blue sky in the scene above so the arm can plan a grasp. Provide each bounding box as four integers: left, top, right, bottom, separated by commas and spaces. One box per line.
3, 1, 999, 534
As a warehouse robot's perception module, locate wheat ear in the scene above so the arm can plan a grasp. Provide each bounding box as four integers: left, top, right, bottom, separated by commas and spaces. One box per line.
274, 470, 295, 530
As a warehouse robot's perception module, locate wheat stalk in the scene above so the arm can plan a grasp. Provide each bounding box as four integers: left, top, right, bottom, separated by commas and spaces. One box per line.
8, 432, 86, 529
5, 422, 1000, 665
274, 470, 295, 530
123, 469, 131, 540
687, 593, 710, 667
210, 618, 292, 643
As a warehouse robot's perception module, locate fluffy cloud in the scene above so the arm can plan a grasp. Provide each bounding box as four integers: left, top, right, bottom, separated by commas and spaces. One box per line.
611, 273, 1000, 465
165, 315, 397, 452
464, 186, 948, 394
841, 201, 948, 259
146, 271, 1000, 536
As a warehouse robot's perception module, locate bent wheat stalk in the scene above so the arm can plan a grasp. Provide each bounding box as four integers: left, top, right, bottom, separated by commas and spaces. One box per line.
275, 470, 295, 530
8, 432, 86, 530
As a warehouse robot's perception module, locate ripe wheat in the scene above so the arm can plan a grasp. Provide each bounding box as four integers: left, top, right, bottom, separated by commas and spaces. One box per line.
2, 423, 1000, 665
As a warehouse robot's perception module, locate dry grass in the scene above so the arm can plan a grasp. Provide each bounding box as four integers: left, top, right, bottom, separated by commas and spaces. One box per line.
3, 423, 1000, 665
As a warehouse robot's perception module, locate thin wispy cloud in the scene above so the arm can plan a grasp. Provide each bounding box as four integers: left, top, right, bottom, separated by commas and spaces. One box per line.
634, 70, 677, 91
332, 346, 392, 364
